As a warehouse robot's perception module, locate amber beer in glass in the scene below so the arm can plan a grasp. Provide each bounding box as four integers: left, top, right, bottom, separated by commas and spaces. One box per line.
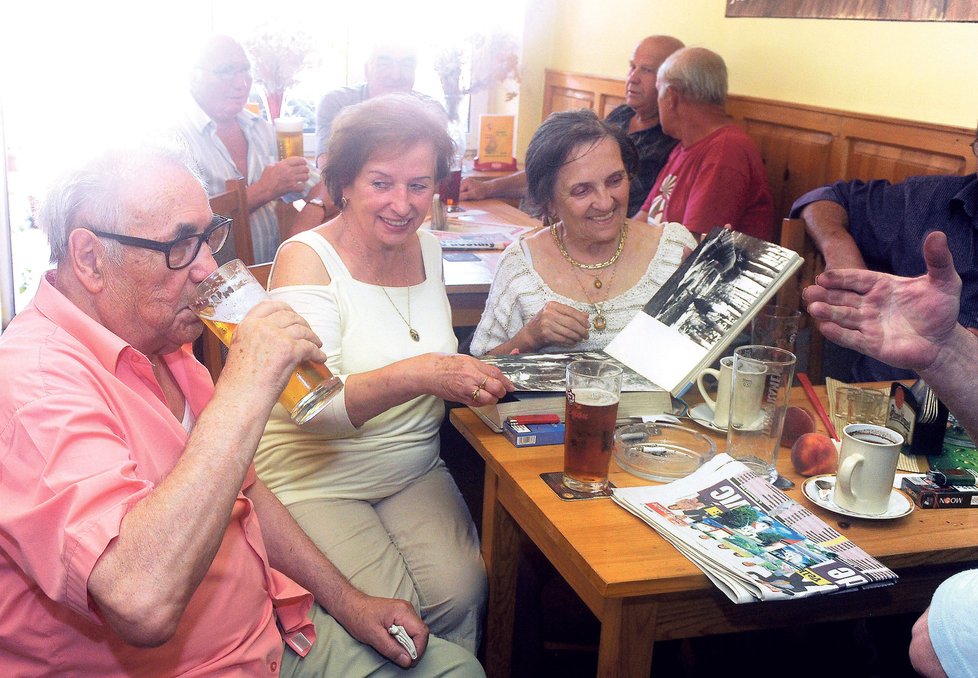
437, 168, 462, 210
192, 259, 342, 424
563, 360, 623, 493
274, 116, 304, 160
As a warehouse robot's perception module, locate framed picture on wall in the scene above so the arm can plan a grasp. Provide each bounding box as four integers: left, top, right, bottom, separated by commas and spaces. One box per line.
725, 0, 978, 22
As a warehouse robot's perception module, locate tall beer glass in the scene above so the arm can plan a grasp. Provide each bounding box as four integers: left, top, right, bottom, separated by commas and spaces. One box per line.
563, 359, 623, 493
274, 116, 304, 160
191, 259, 342, 424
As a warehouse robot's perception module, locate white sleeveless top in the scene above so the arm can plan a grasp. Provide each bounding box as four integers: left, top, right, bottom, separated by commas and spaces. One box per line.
254, 229, 457, 504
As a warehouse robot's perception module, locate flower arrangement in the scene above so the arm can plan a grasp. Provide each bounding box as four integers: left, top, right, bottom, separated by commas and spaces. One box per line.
244, 29, 317, 121
434, 32, 521, 120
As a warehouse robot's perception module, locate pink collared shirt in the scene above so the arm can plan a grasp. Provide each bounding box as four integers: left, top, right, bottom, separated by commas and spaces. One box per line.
0, 272, 314, 675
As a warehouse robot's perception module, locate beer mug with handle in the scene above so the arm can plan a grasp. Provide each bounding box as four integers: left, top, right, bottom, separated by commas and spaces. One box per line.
191, 259, 342, 424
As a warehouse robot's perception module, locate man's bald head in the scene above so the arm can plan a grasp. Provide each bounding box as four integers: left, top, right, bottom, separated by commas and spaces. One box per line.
624, 35, 685, 120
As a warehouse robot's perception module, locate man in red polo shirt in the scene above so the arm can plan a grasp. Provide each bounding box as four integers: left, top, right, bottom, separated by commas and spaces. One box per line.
636, 47, 774, 241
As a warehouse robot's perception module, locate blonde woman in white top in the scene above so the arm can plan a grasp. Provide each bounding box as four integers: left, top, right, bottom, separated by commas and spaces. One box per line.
255, 94, 513, 662
470, 109, 696, 356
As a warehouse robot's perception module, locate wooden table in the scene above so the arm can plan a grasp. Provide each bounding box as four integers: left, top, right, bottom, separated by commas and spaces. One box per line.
450, 384, 978, 677
441, 199, 539, 327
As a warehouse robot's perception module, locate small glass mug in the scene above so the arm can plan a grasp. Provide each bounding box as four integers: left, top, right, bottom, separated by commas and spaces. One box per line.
834, 386, 888, 426
191, 259, 342, 424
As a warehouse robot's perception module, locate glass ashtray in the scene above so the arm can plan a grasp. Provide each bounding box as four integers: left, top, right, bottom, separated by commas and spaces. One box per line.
614, 423, 717, 483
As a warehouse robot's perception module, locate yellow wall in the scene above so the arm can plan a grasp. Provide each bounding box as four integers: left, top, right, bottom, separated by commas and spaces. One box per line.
515, 0, 978, 157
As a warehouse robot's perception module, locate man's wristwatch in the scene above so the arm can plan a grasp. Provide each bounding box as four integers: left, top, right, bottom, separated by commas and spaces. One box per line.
307, 198, 326, 211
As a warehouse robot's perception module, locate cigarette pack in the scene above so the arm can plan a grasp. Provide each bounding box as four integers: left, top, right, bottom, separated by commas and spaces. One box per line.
502, 420, 566, 447
900, 475, 978, 509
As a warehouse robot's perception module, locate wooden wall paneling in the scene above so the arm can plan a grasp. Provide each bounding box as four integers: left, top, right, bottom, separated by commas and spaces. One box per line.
542, 70, 625, 121
598, 94, 626, 119
547, 88, 596, 116
738, 118, 834, 239
844, 138, 969, 183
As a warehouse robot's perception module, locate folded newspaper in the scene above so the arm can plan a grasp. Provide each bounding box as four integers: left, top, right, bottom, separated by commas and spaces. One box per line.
612, 454, 898, 603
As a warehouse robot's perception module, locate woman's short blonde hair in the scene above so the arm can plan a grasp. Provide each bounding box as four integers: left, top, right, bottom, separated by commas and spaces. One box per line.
322, 93, 454, 206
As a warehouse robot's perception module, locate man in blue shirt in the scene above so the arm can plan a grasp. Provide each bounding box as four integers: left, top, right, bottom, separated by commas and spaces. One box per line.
805, 230, 978, 678
790, 134, 978, 381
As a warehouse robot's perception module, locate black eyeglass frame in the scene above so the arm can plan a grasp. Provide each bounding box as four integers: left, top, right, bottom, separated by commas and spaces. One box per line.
87, 215, 233, 270
971, 139, 978, 158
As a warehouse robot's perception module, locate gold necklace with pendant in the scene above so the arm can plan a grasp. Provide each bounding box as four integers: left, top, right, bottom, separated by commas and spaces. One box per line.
569, 257, 620, 331
551, 220, 627, 289
347, 218, 421, 342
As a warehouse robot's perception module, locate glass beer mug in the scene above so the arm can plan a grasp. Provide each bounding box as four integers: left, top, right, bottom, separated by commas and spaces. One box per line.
191, 259, 342, 424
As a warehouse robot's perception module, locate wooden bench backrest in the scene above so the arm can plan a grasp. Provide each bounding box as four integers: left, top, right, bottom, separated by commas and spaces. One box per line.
209, 178, 254, 266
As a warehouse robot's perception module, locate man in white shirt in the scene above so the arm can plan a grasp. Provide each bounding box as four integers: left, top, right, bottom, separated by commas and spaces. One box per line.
175, 35, 312, 263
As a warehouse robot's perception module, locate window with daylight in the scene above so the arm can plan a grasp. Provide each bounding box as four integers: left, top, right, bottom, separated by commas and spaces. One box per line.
0, 0, 524, 325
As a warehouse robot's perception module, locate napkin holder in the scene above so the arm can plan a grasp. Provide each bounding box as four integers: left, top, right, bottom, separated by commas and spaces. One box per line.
886, 381, 948, 455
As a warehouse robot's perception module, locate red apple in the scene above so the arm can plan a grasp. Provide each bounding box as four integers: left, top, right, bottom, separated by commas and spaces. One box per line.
781, 406, 817, 448
790, 432, 838, 477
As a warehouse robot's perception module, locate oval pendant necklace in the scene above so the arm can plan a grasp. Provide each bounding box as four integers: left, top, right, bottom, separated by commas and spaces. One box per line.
348, 218, 421, 342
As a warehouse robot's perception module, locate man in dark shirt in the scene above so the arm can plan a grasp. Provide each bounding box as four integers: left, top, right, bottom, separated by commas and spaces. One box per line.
790, 134, 978, 381
460, 35, 683, 217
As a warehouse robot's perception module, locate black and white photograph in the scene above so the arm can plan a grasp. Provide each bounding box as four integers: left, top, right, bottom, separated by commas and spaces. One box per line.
643, 228, 800, 351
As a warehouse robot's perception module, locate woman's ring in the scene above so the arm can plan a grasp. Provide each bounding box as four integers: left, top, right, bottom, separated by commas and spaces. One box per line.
479, 376, 489, 389
471, 387, 482, 401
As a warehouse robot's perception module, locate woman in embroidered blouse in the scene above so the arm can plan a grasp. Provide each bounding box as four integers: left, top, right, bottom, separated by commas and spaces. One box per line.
470, 109, 696, 356
254, 94, 512, 657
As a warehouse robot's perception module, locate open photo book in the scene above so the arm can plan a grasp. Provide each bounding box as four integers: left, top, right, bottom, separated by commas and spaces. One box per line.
606, 226, 803, 396
613, 454, 898, 604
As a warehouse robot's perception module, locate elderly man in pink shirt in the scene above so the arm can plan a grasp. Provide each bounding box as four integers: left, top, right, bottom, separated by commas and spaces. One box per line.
0, 147, 482, 676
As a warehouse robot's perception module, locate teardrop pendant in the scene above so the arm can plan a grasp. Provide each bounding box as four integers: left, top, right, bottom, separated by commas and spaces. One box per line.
593, 315, 606, 330
409, 329, 420, 342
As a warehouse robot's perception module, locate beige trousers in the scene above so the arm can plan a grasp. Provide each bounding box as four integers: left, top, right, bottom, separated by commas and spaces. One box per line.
281, 463, 487, 675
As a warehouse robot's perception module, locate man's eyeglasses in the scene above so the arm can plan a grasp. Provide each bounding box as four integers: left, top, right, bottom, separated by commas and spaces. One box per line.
199, 64, 252, 81
88, 215, 232, 270
971, 139, 978, 158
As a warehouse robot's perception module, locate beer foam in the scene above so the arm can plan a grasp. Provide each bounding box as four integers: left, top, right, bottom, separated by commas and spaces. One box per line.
572, 387, 620, 406
203, 281, 267, 323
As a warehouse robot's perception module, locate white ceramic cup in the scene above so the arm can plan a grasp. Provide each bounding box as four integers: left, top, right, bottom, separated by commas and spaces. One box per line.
832, 423, 905, 515
697, 356, 766, 428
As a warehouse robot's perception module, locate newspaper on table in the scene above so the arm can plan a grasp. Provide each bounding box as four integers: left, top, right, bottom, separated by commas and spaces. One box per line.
612, 454, 898, 603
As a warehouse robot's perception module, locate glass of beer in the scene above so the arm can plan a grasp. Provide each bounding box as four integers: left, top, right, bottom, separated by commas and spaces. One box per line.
563, 359, 623, 493
191, 259, 342, 425
274, 116, 304, 160
438, 168, 462, 211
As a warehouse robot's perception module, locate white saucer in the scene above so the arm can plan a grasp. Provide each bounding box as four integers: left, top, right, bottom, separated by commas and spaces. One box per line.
802, 475, 913, 520
689, 403, 726, 432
